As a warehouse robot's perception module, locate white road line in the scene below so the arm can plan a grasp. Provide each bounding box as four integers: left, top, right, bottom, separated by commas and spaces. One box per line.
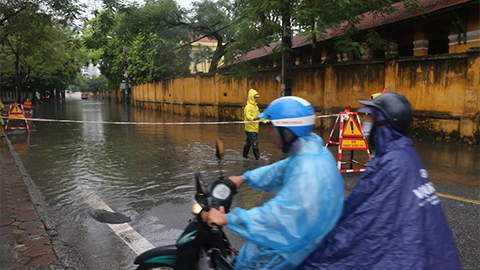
81, 191, 155, 255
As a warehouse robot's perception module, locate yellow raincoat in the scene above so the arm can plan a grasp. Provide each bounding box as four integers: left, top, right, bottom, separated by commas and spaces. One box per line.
244, 89, 260, 132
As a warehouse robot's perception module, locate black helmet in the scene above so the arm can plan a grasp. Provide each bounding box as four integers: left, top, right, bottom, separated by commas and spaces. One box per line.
358, 93, 413, 131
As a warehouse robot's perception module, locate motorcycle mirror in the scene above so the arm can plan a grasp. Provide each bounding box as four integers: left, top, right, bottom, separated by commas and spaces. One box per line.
195, 172, 207, 195
216, 139, 224, 160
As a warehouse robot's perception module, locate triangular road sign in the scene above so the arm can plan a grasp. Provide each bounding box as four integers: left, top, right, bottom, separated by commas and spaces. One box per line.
12, 106, 23, 114
341, 116, 363, 138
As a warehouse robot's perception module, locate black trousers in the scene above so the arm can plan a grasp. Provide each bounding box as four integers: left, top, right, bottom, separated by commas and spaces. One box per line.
243, 131, 259, 159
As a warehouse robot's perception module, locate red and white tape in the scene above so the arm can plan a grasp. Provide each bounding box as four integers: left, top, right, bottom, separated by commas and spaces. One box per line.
1, 114, 339, 126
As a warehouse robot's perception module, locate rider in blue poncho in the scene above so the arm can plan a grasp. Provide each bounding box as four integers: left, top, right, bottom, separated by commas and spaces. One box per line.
298, 93, 462, 270
207, 96, 344, 270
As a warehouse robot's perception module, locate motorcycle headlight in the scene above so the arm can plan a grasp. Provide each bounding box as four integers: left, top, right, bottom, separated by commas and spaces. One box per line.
192, 203, 203, 215
212, 183, 231, 200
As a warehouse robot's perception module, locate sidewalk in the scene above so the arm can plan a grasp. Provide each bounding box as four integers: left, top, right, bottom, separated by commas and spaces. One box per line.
1, 137, 56, 269
1, 136, 86, 270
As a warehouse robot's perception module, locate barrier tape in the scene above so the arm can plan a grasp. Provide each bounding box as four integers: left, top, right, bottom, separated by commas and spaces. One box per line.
0, 114, 340, 126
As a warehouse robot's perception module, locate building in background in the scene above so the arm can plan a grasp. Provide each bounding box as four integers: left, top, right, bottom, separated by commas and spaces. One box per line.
234, 0, 479, 68
81, 59, 101, 78
189, 37, 220, 73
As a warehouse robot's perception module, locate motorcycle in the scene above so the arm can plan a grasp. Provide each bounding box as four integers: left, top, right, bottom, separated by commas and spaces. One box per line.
134, 139, 238, 270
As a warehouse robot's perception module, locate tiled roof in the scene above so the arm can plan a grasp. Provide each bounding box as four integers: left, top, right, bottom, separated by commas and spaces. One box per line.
196, 36, 218, 43
236, 0, 473, 62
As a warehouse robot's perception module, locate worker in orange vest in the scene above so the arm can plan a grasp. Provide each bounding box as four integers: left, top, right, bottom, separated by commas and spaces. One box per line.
23, 98, 32, 114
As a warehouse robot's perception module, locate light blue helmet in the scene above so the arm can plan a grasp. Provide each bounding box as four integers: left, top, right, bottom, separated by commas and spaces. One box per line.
258, 96, 316, 137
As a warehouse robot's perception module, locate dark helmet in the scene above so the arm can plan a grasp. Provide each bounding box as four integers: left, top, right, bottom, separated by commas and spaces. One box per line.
358, 93, 413, 131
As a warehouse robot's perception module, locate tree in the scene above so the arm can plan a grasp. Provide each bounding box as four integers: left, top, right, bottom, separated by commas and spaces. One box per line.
186, 0, 235, 73
0, 0, 84, 99
83, 0, 191, 90
192, 44, 213, 72
0, 0, 80, 27
68, 74, 108, 93
225, 0, 419, 95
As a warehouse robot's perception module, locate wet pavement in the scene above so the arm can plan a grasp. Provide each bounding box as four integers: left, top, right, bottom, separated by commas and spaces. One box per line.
2, 99, 479, 270
1, 138, 56, 269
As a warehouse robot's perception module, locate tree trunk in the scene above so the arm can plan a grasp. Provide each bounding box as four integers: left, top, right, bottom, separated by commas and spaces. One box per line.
311, 10, 320, 64
14, 54, 21, 100
55, 88, 61, 101
208, 38, 226, 73
281, 1, 292, 96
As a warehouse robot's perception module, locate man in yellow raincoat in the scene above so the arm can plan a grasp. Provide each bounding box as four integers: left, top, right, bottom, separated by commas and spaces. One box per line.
243, 89, 262, 160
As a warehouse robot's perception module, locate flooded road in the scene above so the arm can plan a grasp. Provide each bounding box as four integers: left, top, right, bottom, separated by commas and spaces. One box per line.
6, 100, 479, 270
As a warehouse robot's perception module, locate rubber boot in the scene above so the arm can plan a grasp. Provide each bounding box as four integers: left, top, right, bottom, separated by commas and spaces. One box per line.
243, 145, 250, 158
253, 147, 260, 160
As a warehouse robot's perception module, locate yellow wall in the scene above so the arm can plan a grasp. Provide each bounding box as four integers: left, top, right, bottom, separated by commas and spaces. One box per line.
129, 50, 480, 144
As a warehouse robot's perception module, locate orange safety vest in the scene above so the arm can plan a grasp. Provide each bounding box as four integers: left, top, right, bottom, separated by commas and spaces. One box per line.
24, 100, 32, 109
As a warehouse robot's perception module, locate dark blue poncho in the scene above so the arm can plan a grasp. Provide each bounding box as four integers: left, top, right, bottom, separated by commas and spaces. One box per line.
298, 120, 462, 270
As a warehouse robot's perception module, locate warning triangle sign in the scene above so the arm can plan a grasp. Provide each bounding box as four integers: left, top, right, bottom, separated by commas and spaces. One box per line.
342, 116, 363, 138
12, 106, 23, 114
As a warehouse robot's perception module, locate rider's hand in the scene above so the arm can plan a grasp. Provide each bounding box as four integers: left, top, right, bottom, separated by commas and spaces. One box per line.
207, 206, 227, 226
229, 175, 244, 189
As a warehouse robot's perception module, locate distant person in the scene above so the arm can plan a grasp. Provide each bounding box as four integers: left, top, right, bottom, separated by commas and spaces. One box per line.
299, 93, 461, 270
23, 98, 32, 113
243, 89, 263, 160
35, 91, 41, 103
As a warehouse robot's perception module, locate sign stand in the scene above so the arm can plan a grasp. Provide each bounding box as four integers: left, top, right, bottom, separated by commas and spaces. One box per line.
4, 103, 30, 133
326, 107, 371, 173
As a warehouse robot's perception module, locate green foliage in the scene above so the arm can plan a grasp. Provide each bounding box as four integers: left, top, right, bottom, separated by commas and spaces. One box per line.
0, 0, 81, 27
223, 0, 418, 78
83, 0, 191, 86
191, 44, 213, 72
0, 0, 87, 97
69, 74, 108, 92
296, 0, 418, 55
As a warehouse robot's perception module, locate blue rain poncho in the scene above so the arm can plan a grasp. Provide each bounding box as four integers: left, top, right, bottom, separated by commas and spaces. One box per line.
227, 133, 344, 270
298, 116, 462, 270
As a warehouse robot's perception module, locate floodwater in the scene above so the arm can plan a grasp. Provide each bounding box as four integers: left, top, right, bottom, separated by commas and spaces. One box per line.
5, 99, 479, 269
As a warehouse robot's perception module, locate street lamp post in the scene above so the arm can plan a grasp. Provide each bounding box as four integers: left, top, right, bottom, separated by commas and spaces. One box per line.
107, 35, 130, 104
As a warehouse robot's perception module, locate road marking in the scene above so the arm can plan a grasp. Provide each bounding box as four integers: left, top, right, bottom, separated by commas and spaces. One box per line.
81, 191, 155, 255
437, 192, 480, 205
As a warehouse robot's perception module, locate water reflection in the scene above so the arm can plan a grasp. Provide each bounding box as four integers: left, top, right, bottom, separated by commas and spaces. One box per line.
9, 101, 479, 208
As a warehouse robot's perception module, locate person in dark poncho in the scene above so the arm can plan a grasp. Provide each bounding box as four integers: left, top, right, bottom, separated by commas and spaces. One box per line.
298, 93, 462, 270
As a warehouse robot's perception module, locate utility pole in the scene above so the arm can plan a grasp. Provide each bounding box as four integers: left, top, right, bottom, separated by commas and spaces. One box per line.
281, 1, 292, 97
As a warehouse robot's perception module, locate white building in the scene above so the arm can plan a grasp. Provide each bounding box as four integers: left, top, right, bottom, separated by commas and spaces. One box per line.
81, 59, 100, 78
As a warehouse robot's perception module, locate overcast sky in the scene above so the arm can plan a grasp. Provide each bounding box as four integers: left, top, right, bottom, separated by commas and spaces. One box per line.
176, 0, 194, 8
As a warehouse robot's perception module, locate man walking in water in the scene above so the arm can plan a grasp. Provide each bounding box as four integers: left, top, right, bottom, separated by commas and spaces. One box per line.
243, 89, 261, 160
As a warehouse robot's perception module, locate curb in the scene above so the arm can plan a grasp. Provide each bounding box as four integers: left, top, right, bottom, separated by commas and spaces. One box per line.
4, 135, 87, 270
